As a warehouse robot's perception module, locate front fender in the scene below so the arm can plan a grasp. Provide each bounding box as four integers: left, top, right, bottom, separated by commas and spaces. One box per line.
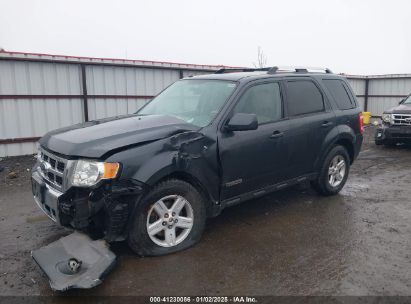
106, 132, 220, 203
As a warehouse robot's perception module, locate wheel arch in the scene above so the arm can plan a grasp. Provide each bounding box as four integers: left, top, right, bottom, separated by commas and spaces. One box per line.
334, 138, 354, 164
149, 171, 219, 218
316, 129, 356, 171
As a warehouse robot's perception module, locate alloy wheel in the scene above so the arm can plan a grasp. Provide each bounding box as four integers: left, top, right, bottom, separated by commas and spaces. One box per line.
146, 195, 194, 247
328, 155, 346, 187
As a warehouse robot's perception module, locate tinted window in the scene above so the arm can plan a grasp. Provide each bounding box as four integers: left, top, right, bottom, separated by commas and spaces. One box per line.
233, 82, 282, 124
323, 79, 355, 110
286, 80, 324, 116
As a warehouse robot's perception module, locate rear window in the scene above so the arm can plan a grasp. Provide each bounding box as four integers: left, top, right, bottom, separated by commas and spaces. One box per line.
323, 79, 355, 110
286, 80, 324, 116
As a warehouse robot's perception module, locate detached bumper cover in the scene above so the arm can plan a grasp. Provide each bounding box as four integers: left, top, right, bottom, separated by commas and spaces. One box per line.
31, 232, 116, 291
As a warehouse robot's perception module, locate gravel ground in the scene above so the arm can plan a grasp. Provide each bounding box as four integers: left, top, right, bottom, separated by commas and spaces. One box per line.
0, 154, 35, 190
0, 123, 410, 297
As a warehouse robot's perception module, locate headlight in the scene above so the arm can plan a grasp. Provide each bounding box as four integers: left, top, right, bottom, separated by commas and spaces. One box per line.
382, 113, 392, 123
72, 160, 120, 187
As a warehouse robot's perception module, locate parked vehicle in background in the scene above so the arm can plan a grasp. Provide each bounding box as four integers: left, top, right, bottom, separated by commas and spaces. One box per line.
375, 94, 411, 146
31, 67, 363, 256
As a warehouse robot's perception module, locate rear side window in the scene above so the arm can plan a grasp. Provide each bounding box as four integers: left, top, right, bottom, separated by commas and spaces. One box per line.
286, 80, 324, 116
233, 82, 282, 124
323, 79, 355, 110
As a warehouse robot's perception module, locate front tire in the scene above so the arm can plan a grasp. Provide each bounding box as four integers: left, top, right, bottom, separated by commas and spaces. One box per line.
128, 179, 206, 256
311, 145, 350, 196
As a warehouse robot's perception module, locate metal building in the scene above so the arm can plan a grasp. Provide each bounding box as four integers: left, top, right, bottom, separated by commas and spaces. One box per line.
0, 51, 225, 157
1, 51, 410, 157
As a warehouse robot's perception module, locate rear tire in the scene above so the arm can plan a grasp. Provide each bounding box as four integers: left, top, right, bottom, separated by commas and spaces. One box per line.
311, 145, 350, 196
128, 179, 206, 256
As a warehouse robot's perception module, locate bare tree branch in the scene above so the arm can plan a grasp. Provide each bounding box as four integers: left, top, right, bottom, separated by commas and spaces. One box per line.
253, 46, 268, 68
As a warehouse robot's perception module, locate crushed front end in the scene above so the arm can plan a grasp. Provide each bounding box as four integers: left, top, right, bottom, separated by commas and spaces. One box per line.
31, 147, 145, 242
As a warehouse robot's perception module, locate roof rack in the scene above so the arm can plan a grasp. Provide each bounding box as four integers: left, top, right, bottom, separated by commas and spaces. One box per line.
267, 66, 333, 74
214, 67, 271, 74
215, 66, 333, 75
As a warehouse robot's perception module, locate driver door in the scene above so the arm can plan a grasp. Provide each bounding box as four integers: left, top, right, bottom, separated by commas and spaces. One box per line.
218, 81, 290, 200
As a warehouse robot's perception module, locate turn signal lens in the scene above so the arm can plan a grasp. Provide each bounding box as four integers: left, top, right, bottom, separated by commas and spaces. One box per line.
103, 162, 120, 179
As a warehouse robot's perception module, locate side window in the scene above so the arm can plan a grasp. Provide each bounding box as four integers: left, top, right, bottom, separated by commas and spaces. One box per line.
323, 79, 355, 110
286, 80, 324, 116
232, 82, 282, 124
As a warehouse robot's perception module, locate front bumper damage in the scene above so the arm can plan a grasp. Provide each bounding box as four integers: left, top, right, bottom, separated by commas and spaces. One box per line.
32, 232, 116, 291
31, 164, 145, 241
31, 163, 146, 290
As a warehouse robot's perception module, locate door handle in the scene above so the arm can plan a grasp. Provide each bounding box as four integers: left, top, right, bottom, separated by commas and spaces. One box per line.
321, 121, 333, 128
270, 130, 284, 139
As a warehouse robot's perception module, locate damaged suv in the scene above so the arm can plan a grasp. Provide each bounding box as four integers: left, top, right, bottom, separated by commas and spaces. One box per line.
375, 94, 411, 146
32, 67, 363, 256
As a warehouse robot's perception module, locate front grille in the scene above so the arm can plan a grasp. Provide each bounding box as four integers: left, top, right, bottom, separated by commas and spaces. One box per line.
49, 158, 56, 168
39, 148, 68, 191
55, 175, 63, 185
392, 114, 411, 126
57, 161, 65, 172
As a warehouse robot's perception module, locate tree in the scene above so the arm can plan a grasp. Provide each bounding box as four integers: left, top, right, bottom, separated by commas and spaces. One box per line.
253, 46, 267, 68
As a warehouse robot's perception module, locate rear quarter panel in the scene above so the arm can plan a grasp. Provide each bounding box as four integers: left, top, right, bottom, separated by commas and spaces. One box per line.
315, 77, 363, 166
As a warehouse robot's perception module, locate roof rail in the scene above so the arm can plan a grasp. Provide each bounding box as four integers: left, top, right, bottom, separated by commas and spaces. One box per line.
267, 66, 333, 74
214, 66, 333, 75
214, 67, 271, 74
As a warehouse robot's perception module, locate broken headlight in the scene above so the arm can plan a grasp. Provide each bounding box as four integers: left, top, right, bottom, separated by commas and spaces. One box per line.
72, 160, 120, 187
382, 113, 392, 124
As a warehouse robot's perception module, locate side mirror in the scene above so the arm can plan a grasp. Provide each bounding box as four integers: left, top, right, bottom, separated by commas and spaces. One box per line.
226, 113, 258, 131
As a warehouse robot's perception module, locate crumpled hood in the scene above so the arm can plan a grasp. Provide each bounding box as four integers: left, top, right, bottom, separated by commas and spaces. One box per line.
384, 103, 411, 114
39, 114, 197, 158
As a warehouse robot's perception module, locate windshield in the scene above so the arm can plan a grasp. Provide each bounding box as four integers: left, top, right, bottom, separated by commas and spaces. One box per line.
138, 80, 237, 127
403, 95, 411, 104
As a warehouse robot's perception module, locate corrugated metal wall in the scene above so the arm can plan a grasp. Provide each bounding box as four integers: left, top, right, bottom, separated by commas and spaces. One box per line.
346, 77, 366, 110
0, 52, 410, 157
367, 77, 411, 115
0, 52, 220, 157
85, 66, 179, 120
344, 75, 411, 115
0, 60, 84, 156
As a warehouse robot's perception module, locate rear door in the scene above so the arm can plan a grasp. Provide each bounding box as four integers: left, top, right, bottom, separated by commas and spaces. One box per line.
218, 81, 290, 200
322, 78, 361, 132
283, 78, 336, 179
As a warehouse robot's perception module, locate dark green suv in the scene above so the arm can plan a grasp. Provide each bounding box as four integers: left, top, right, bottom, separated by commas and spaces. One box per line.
32, 67, 364, 256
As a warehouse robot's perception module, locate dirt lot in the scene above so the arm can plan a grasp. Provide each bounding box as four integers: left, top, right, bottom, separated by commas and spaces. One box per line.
0, 125, 410, 297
